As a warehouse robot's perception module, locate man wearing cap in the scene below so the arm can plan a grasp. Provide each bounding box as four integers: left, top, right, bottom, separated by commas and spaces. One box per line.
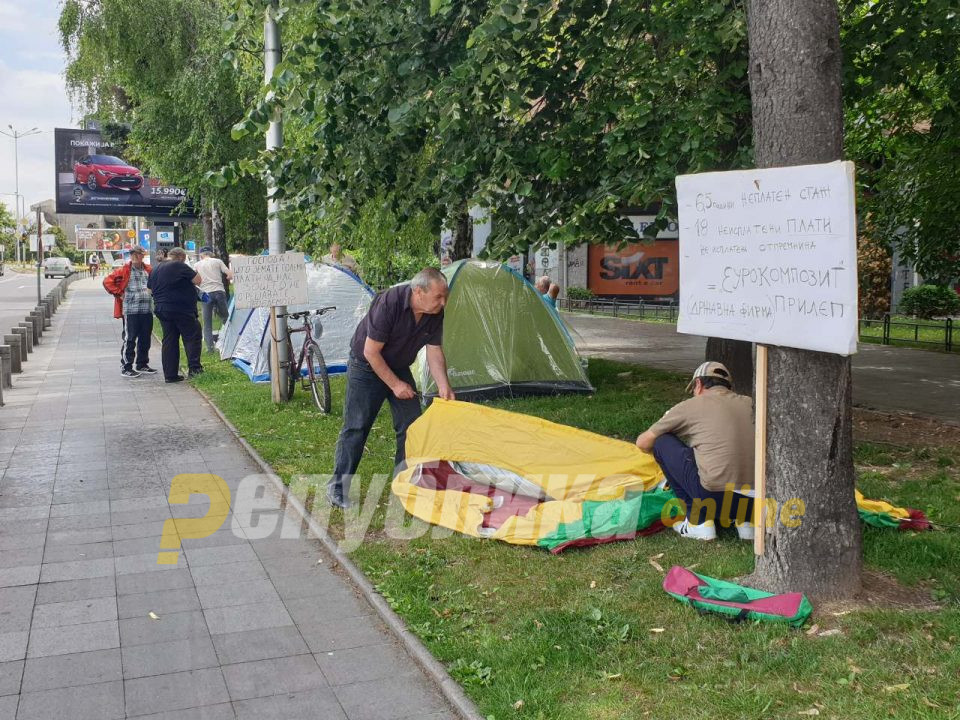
103, 247, 157, 378
635, 361, 755, 541
194, 247, 234, 353
326, 267, 455, 508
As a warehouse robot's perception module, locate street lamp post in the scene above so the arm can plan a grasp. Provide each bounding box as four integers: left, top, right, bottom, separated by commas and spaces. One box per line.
0, 125, 41, 263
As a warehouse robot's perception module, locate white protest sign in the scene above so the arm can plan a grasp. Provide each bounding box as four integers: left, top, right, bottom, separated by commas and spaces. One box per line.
675, 160, 858, 355
232, 252, 309, 309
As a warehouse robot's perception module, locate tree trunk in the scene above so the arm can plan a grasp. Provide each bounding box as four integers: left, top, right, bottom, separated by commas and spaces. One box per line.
202, 208, 213, 250
704, 338, 754, 396
211, 202, 227, 262
746, 0, 862, 599
451, 205, 473, 261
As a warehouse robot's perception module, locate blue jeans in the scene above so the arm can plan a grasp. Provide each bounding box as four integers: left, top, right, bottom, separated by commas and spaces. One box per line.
652, 433, 753, 526
328, 355, 422, 500
201, 290, 229, 352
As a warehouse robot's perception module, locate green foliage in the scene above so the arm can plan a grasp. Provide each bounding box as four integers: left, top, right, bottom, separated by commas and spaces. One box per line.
229, 0, 752, 256
58, 0, 267, 252
289, 199, 437, 290
566, 287, 595, 300
898, 284, 960, 319
842, 0, 960, 283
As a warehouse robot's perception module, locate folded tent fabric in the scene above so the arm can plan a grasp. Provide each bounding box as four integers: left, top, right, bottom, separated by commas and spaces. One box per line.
393, 399, 665, 547
662, 566, 813, 627
855, 490, 932, 531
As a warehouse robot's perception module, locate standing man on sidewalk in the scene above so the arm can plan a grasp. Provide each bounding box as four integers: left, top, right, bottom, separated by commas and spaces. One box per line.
103, 246, 157, 378
327, 267, 455, 508
194, 247, 233, 353
147, 247, 203, 383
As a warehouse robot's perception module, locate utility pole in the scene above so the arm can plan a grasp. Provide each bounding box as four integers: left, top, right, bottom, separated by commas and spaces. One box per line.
36, 207, 43, 304
0, 126, 40, 264
264, 1, 289, 402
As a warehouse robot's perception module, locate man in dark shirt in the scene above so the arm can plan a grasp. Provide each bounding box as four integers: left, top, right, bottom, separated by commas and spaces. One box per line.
328, 267, 455, 508
146, 247, 203, 383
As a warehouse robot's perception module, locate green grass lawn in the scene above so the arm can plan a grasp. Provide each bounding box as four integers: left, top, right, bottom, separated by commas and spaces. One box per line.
193, 354, 960, 720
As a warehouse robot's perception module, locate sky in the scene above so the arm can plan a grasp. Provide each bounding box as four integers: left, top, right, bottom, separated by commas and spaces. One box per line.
0, 0, 75, 225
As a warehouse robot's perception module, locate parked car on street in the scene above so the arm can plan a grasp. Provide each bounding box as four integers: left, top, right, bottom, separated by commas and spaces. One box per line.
43, 257, 74, 278
73, 154, 144, 192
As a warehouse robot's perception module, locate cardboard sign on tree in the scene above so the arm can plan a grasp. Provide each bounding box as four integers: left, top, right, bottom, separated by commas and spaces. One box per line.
676, 160, 858, 356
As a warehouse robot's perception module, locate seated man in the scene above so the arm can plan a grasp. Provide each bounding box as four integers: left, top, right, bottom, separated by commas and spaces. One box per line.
635, 361, 754, 541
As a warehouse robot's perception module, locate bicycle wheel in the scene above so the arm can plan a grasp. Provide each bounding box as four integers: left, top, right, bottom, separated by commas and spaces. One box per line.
285, 338, 297, 400
305, 342, 331, 413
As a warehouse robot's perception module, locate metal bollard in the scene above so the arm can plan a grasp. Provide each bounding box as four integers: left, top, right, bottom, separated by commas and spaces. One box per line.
17, 323, 33, 353
0, 346, 11, 387
4, 336, 22, 373
11, 328, 28, 362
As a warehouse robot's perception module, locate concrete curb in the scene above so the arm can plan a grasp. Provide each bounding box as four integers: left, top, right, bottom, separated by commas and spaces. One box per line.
194, 385, 485, 720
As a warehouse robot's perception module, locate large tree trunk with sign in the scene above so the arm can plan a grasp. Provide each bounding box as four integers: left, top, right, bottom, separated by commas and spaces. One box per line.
705, 338, 753, 396
745, 0, 861, 598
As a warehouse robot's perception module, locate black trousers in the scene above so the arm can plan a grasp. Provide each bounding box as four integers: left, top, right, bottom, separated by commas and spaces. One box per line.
328, 356, 422, 500
653, 433, 754, 526
122, 313, 153, 371
156, 310, 203, 380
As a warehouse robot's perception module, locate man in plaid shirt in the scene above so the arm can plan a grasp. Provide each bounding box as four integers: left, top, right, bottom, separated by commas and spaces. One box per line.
103, 247, 158, 378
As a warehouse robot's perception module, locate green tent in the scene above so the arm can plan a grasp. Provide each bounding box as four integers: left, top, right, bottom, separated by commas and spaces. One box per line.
415, 260, 593, 399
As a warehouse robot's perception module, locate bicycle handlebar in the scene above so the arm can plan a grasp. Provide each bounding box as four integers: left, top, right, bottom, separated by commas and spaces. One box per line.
281, 306, 336, 320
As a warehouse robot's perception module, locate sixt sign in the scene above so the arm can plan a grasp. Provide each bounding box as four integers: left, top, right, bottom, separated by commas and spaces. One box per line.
598, 251, 670, 281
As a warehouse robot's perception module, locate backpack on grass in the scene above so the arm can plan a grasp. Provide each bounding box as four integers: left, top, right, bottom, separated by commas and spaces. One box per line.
662, 566, 813, 628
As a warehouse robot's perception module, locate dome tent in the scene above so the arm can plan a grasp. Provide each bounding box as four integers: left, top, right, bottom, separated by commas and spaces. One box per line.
414, 259, 592, 399
217, 262, 374, 381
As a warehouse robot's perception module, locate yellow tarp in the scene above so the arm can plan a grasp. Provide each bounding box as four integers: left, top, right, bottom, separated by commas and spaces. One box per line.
392, 399, 664, 544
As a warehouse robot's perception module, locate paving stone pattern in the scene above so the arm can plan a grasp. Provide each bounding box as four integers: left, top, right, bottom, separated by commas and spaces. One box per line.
0, 279, 459, 719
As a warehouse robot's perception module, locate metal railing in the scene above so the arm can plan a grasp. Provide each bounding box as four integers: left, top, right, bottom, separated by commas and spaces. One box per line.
859, 314, 954, 352
560, 299, 956, 352
558, 298, 679, 321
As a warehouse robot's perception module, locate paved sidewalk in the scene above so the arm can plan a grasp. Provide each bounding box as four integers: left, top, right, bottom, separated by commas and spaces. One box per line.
564, 313, 960, 423
0, 279, 459, 720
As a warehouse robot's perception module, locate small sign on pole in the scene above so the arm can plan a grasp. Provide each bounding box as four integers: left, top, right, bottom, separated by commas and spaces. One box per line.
676, 160, 858, 555
232, 252, 309, 310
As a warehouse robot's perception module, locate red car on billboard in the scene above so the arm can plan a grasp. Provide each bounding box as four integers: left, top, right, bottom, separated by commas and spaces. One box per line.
73, 154, 144, 192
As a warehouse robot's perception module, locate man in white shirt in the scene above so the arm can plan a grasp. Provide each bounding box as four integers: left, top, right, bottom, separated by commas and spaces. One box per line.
321, 242, 360, 275
194, 247, 234, 352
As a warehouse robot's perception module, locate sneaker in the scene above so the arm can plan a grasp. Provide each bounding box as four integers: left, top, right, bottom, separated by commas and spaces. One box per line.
326, 486, 352, 509
165, 375, 185, 384
672, 518, 717, 541
735, 522, 755, 540
121, 368, 141, 378
136, 366, 158, 374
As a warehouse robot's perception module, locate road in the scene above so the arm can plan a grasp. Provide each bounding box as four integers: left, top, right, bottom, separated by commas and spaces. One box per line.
563, 312, 960, 423
0, 269, 62, 335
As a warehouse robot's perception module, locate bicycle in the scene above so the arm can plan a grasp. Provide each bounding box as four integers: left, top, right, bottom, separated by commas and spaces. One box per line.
281, 306, 335, 412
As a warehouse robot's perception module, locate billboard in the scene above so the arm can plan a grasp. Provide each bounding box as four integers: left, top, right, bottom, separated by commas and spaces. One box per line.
75, 227, 136, 251
586, 216, 680, 299
54, 128, 197, 218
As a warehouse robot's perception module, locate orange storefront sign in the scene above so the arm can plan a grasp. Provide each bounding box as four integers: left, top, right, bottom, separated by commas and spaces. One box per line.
587, 241, 679, 297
